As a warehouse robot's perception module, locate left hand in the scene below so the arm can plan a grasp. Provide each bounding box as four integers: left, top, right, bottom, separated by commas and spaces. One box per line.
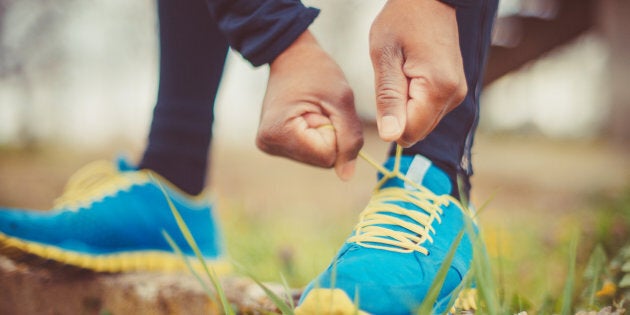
369, 0, 468, 147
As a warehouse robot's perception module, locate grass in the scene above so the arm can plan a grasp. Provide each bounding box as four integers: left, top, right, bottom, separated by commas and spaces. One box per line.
156, 174, 630, 314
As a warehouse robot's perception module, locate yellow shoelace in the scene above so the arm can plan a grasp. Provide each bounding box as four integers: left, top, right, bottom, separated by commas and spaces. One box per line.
53, 160, 148, 211
347, 145, 463, 255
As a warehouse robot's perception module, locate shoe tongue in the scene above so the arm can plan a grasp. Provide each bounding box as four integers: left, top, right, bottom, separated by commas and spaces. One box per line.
116, 155, 137, 172
380, 154, 452, 196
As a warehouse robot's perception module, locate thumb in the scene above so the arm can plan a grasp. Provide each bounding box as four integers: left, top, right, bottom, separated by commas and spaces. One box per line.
371, 47, 408, 142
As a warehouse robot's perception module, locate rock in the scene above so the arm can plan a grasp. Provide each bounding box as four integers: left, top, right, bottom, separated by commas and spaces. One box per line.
0, 255, 289, 314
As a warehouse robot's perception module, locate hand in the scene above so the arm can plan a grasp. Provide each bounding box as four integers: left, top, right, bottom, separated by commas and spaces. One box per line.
256, 31, 363, 181
370, 0, 467, 147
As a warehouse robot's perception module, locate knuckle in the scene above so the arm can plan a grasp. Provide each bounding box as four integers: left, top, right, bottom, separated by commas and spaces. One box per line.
351, 136, 365, 155
426, 71, 467, 106
307, 152, 335, 168
256, 128, 271, 143
322, 155, 336, 168
399, 133, 423, 148
338, 119, 364, 159
255, 127, 279, 152
353, 131, 365, 148
336, 83, 355, 106
397, 138, 415, 148
255, 133, 271, 152
376, 83, 404, 107
439, 74, 461, 95
344, 130, 364, 153
454, 81, 468, 103
442, 69, 467, 92
370, 45, 402, 67
369, 44, 385, 60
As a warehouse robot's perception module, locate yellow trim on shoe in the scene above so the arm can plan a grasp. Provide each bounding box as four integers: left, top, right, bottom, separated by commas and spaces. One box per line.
0, 231, 231, 274
295, 288, 369, 315
452, 288, 477, 312
53, 160, 212, 211
53, 160, 152, 211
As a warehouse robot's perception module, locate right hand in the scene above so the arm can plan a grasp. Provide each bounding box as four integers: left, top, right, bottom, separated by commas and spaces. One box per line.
256, 31, 364, 181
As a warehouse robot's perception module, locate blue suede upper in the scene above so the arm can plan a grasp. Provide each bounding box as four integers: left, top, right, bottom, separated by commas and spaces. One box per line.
299, 155, 475, 314
0, 167, 223, 259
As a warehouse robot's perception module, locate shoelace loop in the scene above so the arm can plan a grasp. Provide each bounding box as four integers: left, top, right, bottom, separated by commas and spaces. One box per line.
348, 145, 460, 255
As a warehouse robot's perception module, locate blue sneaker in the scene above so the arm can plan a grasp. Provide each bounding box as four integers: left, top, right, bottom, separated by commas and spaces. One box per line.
0, 159, 230, 273
296, 149, 476, 315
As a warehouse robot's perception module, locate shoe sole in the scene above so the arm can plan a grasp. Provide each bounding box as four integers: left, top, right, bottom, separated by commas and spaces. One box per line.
0, 231, 231, 274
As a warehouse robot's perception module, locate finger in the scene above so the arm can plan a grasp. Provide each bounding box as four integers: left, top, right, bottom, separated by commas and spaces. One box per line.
371, 46, 408, 142
303, 112, 333, 130
397, 77, 445, 147
256, 111, 336, 168
328, 101, 364, 181
300, 112, 337, 165
301, 127, 337, 162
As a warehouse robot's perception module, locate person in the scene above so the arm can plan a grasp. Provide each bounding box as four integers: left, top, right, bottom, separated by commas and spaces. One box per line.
0, 0, 498, 313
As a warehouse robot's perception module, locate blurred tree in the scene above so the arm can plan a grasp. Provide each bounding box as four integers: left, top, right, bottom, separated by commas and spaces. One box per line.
484, 0, 629, 144
600, 0, 630, 145
0, 0, 70, 147
484, 0, 596, 85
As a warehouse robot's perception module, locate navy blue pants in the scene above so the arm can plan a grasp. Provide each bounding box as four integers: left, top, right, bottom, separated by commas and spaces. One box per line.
139, 0, 229, 195
400, 0, 499, 197
141, 0, 498, 197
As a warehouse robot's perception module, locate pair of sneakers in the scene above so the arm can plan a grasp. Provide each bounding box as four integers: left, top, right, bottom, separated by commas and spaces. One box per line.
0, 150, 475, 314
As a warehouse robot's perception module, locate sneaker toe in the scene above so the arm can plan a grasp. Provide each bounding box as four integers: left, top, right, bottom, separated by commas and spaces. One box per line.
300, 246, 465, 314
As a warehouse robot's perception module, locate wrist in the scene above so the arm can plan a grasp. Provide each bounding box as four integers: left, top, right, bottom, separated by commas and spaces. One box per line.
270, 30, 319, 70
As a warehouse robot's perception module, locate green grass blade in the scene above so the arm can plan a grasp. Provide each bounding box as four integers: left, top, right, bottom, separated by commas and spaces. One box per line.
471, 189, 499, 219
280, 273, 296, 310
330, 257, 338, 293
250, 277, 295, 315
440, 268, 475, 315
583, 244, 607, 308
152, 174, 234, 315
207, 267, 234, 315
416, 230, 464, 315
466, 219, 500, 314
560, 236, 578, 315
162, 230, 216, 299
152, 175, 207, 267
232, 261, 295, 315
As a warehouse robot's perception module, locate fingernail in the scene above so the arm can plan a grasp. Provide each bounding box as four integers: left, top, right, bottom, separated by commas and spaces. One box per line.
337, 159, 356, 181
380, 115, 401, 139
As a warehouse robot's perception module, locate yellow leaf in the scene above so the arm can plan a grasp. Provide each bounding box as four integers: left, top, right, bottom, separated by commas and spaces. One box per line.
595, 281, 617, 298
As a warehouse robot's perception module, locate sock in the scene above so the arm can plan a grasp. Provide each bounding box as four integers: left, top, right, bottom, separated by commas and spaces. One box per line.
390, 143, 471, 201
